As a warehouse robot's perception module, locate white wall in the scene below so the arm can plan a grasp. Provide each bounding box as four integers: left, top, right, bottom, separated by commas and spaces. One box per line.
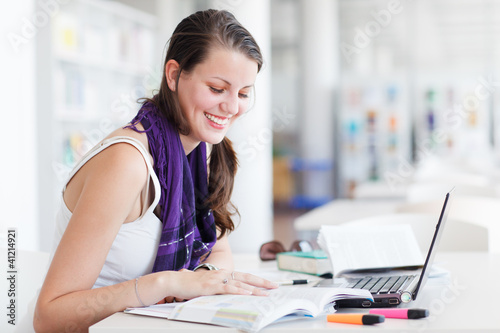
156, 0, 194, 51
0, 0, 38, 251
1, 2, 38, 331
214, 0, 274, 253
300, 0, 339, 200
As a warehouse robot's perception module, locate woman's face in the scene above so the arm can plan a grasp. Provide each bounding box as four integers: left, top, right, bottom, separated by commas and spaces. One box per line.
175, 48, 259, 152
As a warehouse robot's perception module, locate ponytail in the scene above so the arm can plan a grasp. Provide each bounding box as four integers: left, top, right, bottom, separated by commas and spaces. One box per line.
206, 137, 239, 238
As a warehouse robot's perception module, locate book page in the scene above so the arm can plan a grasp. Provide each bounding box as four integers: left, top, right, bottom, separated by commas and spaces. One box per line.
318, 224, 424, 276
124, 287, 372, 332
169, 288, 320, 332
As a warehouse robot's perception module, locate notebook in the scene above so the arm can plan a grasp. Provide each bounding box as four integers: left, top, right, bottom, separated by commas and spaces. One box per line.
317, 189, 453, 308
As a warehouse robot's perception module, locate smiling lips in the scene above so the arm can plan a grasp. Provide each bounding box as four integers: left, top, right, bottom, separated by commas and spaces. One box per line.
204, 112, 229, 126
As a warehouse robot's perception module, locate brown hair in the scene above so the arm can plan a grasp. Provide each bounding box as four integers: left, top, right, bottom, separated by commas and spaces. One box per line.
147, 9, 263, 238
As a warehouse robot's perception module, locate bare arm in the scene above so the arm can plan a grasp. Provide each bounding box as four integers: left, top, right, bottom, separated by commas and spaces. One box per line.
200, 232, 234, 271
34, 143, 154, 332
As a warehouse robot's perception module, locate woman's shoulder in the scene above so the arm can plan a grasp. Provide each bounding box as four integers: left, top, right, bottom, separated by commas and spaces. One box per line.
98, 125, 153, 163
94, 129, 151, 179
105, 125, 150, 151
63, 126, 152, 216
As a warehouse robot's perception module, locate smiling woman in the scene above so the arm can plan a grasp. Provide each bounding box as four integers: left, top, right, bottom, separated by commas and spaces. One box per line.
33, 9, 277, 333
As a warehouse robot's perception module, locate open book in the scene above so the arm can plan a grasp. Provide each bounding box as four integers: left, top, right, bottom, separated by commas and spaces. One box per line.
125, 287, 372, 332
318, 224, 425, 277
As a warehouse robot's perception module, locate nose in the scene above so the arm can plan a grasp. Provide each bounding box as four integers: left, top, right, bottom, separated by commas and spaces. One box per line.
221, 93, 239, 116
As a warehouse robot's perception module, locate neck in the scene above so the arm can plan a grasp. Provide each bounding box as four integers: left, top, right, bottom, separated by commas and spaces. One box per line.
179, 134, 200, 155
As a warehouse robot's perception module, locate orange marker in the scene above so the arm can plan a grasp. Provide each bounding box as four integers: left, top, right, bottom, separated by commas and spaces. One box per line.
327, 313, 385, 325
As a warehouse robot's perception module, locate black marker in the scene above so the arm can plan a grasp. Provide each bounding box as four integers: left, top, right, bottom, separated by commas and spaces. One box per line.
277, 279, 314, 286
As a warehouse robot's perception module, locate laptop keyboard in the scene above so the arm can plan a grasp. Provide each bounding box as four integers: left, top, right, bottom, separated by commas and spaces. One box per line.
345, 275, 417, 294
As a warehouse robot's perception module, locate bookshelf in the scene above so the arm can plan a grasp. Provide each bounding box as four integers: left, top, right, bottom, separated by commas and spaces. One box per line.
36, 0, 158, 251
336, 0, 500, 198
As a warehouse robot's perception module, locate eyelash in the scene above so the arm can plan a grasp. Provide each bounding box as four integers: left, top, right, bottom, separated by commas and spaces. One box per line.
210, 87, 249, 99
210, 87, 224, 94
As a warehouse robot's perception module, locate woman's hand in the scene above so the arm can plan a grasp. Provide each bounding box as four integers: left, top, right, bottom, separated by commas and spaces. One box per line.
158, 269, 279, 303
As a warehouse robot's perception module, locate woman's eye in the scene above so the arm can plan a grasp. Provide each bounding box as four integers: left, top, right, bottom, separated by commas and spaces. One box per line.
210, 87, 224, 94
239, 92, 249, 99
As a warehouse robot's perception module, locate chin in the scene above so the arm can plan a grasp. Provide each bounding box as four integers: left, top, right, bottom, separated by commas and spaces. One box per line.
205, 135, 225, 145
197, 127, 230, 145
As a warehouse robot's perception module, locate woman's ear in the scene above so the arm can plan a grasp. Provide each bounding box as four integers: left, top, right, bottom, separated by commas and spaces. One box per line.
165, 59, 180, 92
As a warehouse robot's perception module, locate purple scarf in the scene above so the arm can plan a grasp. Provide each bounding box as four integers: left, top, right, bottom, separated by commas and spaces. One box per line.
126, 102, 217, 272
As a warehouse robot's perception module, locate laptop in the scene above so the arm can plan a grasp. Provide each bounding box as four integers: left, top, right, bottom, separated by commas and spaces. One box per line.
317, 189, 453, 308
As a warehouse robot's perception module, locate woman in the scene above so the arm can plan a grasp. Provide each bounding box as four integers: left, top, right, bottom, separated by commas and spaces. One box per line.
34, 9, 277, 333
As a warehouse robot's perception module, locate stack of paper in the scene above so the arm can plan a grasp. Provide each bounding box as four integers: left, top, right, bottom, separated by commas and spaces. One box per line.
317, 224, 425, 277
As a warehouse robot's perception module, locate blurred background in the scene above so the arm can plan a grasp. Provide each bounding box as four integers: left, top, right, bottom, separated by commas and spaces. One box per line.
2, 0, 500, 255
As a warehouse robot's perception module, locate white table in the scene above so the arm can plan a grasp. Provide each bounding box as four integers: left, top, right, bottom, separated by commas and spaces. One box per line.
353, 181, 408, 200
90, 252, 500, 332
294, 199, 402, 231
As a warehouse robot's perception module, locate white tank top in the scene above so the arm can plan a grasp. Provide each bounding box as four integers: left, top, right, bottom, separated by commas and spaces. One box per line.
51, 136, 162, 289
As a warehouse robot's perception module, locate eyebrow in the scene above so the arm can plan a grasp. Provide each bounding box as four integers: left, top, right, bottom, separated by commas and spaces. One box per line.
211, 76, 254, 89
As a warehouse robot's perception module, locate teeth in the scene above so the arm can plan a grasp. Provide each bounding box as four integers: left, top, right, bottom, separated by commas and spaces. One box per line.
204, 112, 228, 125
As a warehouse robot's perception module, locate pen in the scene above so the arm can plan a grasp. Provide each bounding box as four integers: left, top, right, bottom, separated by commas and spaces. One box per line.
369, 308, 429, 319
327, 314, 384, 325
277, 279, 314, 286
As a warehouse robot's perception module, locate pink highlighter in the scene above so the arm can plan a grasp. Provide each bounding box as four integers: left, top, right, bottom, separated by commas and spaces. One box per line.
369, 308, 429, 319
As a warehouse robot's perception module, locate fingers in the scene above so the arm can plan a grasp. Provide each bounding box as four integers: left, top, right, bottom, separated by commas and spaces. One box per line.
158, 296, 187, 303
224, 280, 270, 296
221, 282, 255, 296
230, 271, 279, 289
192, 270, 260, 296
163, 269, 278, 302
216, 270, 279, 296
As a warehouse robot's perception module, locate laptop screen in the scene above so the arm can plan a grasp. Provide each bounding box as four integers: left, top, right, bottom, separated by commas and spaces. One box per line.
411, 189, 453, 300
